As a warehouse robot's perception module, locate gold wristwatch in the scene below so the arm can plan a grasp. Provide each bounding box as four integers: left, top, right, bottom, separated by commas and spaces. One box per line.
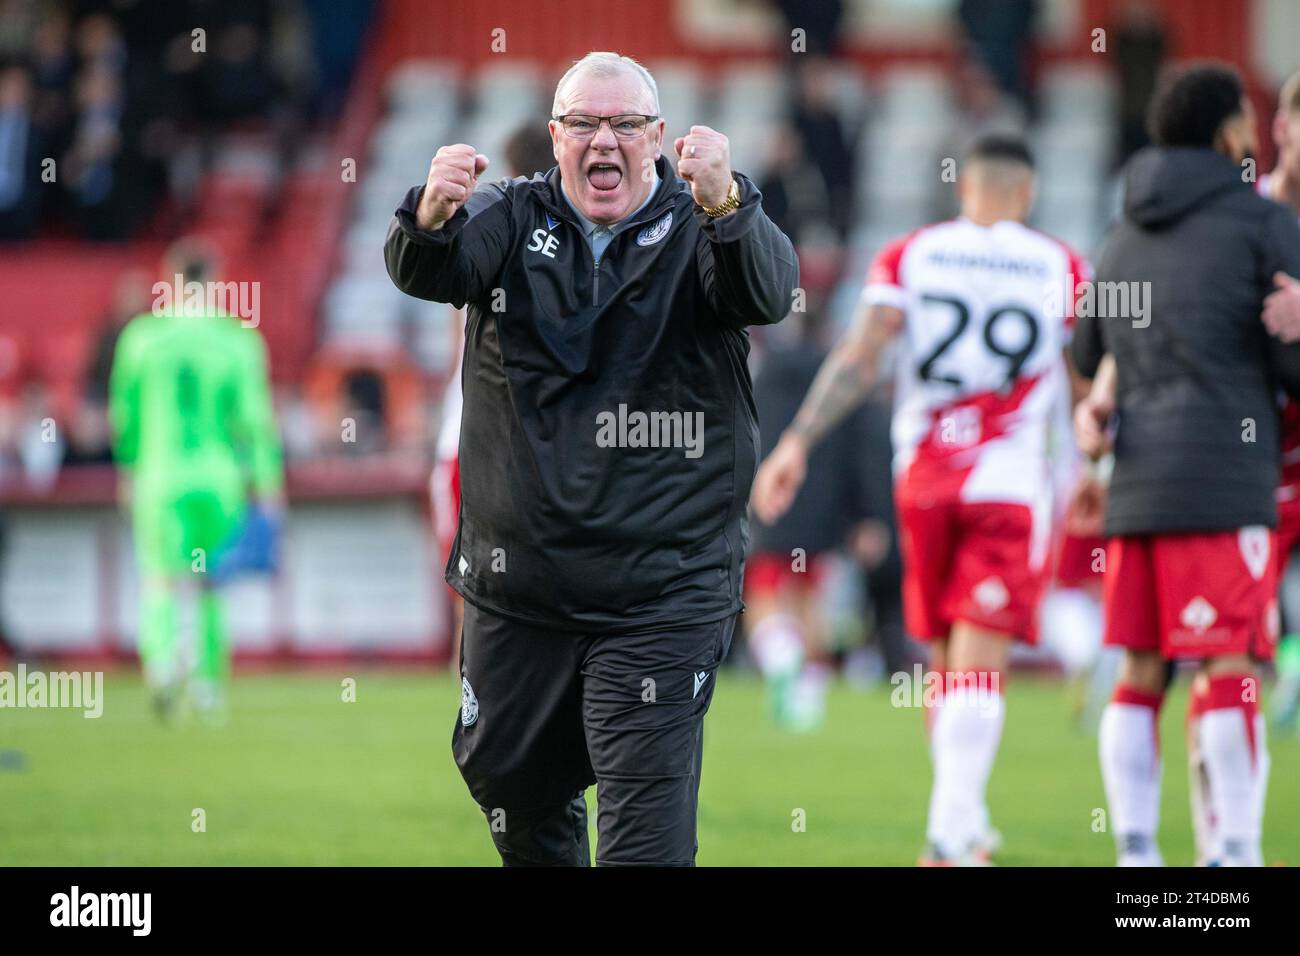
700, 178, 741, 218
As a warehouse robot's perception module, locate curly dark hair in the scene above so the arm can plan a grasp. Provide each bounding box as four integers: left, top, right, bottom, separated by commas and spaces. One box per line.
1147, 61, 1245, 148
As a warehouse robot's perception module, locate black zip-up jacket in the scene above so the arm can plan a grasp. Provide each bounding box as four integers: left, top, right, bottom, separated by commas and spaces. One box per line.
385, 156, 798, 631
1071, 146, 1300, 535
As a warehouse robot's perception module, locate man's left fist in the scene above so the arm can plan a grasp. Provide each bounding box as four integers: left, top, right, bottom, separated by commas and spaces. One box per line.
674, 126, 733, 209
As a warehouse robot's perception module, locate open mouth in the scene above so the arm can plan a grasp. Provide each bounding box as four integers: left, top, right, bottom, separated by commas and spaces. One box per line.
587, 162, 623, 192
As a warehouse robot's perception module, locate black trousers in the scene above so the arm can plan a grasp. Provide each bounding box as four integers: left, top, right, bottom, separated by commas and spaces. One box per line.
452, 602, 736, 866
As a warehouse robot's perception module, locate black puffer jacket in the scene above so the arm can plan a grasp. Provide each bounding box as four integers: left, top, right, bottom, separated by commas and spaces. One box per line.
1072, 146, 1300, 535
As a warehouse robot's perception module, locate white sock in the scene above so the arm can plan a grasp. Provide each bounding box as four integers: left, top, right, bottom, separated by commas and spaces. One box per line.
748, 613, 804, 679
795, 661, 832, 697
1198, 703, 1266, 865
1187, 733, 1216, 865
1041, 588, 1104, 677
925, 685, 1004, 854
1099, 691, 1162, 847
1254, 716, 1271, 854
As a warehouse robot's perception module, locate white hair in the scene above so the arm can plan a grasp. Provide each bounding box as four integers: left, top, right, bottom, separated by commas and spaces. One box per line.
551, 52, 660, 117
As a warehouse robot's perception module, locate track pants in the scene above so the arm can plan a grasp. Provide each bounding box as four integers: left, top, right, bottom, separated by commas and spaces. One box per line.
452, 602, 736, 866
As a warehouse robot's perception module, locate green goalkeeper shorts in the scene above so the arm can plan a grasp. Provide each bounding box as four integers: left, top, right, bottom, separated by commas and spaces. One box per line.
132, 482, 245, 577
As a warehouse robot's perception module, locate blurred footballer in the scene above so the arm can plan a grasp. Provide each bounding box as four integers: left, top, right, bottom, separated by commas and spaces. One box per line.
752, 134, 1090, 866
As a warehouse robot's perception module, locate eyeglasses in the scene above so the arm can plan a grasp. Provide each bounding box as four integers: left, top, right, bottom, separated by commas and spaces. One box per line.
552, 114, 659, 139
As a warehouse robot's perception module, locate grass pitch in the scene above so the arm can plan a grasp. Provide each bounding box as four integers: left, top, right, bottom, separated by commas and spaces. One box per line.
2, 669, 1296, 866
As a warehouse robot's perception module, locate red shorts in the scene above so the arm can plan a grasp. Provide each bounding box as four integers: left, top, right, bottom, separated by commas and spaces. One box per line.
1104, 528, 1278, 661
745, 551, 827, 602
1276, 497, 1300, 579
431, 455, 461, 566
896, 496, 1043, 643
1056, 532, 1106, 589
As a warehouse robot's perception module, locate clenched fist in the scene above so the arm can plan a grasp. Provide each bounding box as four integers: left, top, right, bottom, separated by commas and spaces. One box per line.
674, 126, 733, 210
417, 144, 490, 230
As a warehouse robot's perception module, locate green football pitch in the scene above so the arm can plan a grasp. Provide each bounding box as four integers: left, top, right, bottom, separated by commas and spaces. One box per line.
2, 669, 1296, 866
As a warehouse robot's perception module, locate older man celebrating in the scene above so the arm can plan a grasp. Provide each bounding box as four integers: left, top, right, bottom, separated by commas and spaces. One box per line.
385, 52, 798, 865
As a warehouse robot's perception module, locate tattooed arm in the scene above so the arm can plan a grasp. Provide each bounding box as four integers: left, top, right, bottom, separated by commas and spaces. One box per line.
790, 304, 904, 446
751, 302, 904, 525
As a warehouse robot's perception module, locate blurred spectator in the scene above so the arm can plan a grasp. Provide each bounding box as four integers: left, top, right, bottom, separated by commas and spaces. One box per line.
504, 123, 555, 178
64, 266, 153, 466
791, 56, 854, 242
340, 368, 387, 456
278, 387, 321, 461
15, 380, 62, 488
772, 0, 844, 58
758, 124, 831, 249
957, 0, 1039, 112
953, 49, 1028, 144
940, 53, 1027, 219
60, 401, 113, 466
0, 61, 46, 240
301, 0, 374, 119
0, 0, 41, 59
0, 0, 377, 241
29, 10, 74, 142
84, 266, 152, 407
198, 4, 276, 125
74, 12, 127, 75
0, 379, 17, 480
62, 62, 137, 239
1112, 0, 1168, 166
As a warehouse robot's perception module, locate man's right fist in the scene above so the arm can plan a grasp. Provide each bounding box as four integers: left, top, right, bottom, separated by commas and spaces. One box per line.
417, 144, 490, 230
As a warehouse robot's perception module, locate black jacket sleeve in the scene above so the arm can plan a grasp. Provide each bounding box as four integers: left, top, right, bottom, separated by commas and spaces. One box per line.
1261, 204, 1300, 400
384, 180, 514, 308
1069, 309, 1106, 380
695, 173, 799, 327
1069, 235, 1112, 379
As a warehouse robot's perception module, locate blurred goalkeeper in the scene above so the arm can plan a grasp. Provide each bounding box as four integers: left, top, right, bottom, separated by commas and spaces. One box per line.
109, 239, 285, 722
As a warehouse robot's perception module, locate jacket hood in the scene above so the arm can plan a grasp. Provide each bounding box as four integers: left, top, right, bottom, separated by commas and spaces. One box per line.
535, 154, 688, 224
1122, 146, 1248, 229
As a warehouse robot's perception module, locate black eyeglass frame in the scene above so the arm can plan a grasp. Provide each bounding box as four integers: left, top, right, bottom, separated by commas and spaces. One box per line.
551, 114, 661, 138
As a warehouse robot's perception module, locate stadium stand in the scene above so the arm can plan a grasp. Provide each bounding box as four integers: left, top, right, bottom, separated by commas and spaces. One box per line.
0, 0, 1290, 664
